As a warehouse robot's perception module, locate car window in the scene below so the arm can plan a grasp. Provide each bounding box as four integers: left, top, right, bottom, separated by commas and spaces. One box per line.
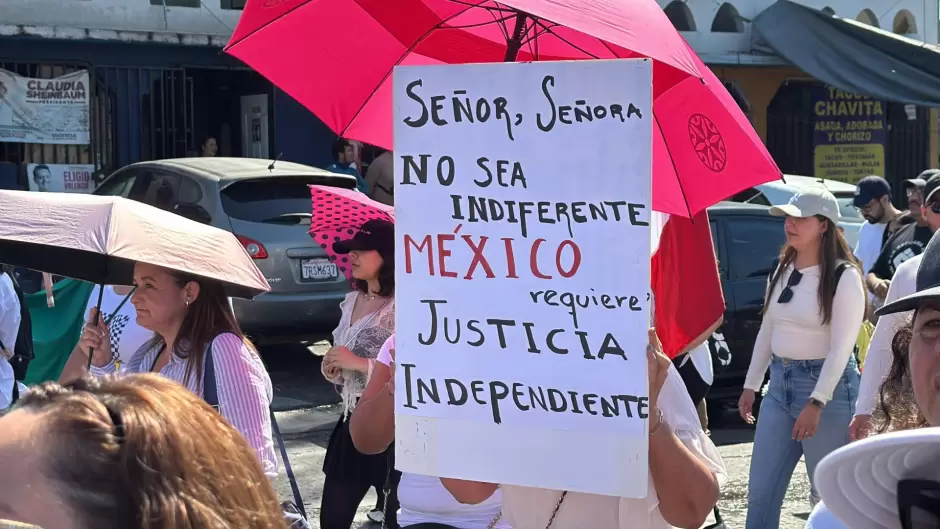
728, 187, 771, 206
726, 217, 786, 280
95, 171, 138, 198
833, 192, 863, 221
220, 177, 319, 225
138, 172, 182, 211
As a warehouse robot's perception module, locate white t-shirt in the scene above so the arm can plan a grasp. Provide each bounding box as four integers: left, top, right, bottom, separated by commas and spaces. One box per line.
854, 221, 887, 274
85, 285, 152, 368
0, 273, 21, 409
855, 254, 919, 416
376, 335, 510, 529
499, 365, 726, 529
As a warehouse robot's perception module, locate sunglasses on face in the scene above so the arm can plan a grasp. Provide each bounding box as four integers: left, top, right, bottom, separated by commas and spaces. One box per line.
777, 269, 803, 304
898, 479, 940, 529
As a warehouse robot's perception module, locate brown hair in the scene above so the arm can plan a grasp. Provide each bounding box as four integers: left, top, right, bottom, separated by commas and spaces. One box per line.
14, 374, 284, 529
765, 216, 861, 324
873, 321, 928, 433
145, 271, 255, 385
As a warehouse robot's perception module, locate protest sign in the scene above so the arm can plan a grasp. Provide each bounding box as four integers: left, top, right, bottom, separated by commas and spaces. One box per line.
27, 163, 95, 193
393, 59, 653, 498
0, 69, 90, 145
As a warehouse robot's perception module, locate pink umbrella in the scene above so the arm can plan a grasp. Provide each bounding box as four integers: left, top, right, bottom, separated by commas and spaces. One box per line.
227, 0, 781, 216
309, 185, 394, 279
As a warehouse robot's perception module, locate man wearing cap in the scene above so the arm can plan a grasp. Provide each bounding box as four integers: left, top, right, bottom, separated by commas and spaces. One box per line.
865, 176, 934, 301
852, 176, 908, 277
849, 172, 940, 441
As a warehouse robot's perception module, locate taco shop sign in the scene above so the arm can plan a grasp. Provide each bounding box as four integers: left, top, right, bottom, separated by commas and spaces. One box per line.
812, 86, 885, 184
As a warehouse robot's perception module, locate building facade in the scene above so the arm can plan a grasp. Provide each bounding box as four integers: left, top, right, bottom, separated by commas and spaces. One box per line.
0, 0, 337, 189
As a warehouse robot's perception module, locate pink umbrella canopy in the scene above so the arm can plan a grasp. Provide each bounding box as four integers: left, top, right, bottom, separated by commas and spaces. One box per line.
309, 185, 394, 280
227, 0, 781, 216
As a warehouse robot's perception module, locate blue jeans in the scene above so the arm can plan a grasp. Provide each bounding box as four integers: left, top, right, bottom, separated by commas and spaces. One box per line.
745, 356, 859, 529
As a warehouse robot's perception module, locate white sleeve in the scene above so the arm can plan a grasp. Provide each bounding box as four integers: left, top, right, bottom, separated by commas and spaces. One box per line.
659, 365, 727, 485
744, 312, 774, 391
812, 267, 866, 403
855, 260, 917, 415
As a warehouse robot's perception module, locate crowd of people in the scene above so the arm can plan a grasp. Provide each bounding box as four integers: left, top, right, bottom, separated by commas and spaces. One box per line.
0, 171, 939, 529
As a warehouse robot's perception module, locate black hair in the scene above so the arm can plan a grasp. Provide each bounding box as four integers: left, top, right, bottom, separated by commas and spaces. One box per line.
332, 138, 350, 161
200, 136, 216, 148
33, 164, 50, 178
353, 241, 394, 298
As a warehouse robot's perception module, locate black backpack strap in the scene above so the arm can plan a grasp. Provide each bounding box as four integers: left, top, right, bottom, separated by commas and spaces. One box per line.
202, 334, 307, 520
833, 259, 851, 296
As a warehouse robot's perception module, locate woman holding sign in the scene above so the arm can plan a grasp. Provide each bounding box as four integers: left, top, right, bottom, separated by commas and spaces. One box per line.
420, 329, 724, 529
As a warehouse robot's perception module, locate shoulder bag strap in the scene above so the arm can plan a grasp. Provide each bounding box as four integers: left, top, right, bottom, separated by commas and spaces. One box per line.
202, 334, 307, 520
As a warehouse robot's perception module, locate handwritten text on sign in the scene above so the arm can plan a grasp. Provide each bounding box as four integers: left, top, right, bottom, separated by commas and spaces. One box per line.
394, 60, 653, 497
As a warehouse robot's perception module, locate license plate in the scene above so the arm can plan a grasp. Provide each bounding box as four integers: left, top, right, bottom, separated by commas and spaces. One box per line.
301, 259, 338, 280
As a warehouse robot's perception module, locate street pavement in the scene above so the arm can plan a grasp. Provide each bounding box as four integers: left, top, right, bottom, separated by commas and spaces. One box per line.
263, 343, 813, 529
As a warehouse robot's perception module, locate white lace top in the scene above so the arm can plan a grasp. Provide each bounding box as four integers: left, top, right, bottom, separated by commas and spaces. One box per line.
323, 291, 395, 416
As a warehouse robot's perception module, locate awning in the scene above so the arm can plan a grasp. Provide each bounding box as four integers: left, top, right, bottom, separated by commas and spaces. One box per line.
752, 0, 940, 107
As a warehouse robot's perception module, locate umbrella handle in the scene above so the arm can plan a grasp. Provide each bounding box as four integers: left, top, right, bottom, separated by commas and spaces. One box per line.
85, 284, 107, 371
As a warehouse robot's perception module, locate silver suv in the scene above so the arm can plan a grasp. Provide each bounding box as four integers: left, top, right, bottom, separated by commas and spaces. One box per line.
94, 157, 357, 344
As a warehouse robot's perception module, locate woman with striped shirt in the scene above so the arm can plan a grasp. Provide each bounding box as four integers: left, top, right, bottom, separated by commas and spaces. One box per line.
64, 261, 278, 477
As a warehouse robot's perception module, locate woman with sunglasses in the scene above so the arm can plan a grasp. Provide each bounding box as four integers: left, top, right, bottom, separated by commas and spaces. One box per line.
738, 187, 866, 529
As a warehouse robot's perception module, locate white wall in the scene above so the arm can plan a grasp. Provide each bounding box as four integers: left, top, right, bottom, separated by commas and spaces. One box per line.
656, 0, 938, 64
0, 0, 240, 39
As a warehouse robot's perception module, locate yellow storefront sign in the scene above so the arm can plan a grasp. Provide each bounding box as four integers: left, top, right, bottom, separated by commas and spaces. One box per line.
813, 144, 885, 184
812, 86, 886, 184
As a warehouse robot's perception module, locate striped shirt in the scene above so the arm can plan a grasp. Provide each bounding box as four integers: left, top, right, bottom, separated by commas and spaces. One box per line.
90, 333, 278, 477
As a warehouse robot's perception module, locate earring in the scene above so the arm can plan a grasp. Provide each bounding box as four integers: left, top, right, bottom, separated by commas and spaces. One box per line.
185, 300, 190, 307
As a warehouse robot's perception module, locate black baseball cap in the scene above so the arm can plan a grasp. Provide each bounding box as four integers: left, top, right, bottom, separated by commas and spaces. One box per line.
903, 169, 940, 192
853, 176, 891, 207
333, 219, 394, 255
876, 228, 940, 316
924, 173, 940, 203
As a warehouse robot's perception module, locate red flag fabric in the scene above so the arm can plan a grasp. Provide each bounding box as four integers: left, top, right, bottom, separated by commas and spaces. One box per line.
651, 210, 724, 359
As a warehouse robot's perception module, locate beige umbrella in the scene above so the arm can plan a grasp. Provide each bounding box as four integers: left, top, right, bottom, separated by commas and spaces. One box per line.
0, 190, 270, 299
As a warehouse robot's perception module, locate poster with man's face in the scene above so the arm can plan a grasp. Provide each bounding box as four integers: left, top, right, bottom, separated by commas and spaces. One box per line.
26, 163, 95, 193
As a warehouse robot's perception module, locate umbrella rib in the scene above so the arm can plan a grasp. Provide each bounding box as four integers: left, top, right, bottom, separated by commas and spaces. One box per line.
339, 0, 491, 139
598, 39, 626, 59
225, 0, 312, 49
531, 20, 601, 59
448, 13, 516, 31
653, 113, 694, 218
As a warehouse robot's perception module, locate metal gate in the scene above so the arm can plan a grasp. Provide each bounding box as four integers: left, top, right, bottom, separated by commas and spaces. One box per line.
95, 66, 194, 171
0, 61, 194, 182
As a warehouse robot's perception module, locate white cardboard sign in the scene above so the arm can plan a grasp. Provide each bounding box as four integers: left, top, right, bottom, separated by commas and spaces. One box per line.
393, 59, 653, 498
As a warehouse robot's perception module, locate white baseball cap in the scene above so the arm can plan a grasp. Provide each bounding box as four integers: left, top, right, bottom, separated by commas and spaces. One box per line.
814, 428, 940, 529
769, 185, 841, 225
